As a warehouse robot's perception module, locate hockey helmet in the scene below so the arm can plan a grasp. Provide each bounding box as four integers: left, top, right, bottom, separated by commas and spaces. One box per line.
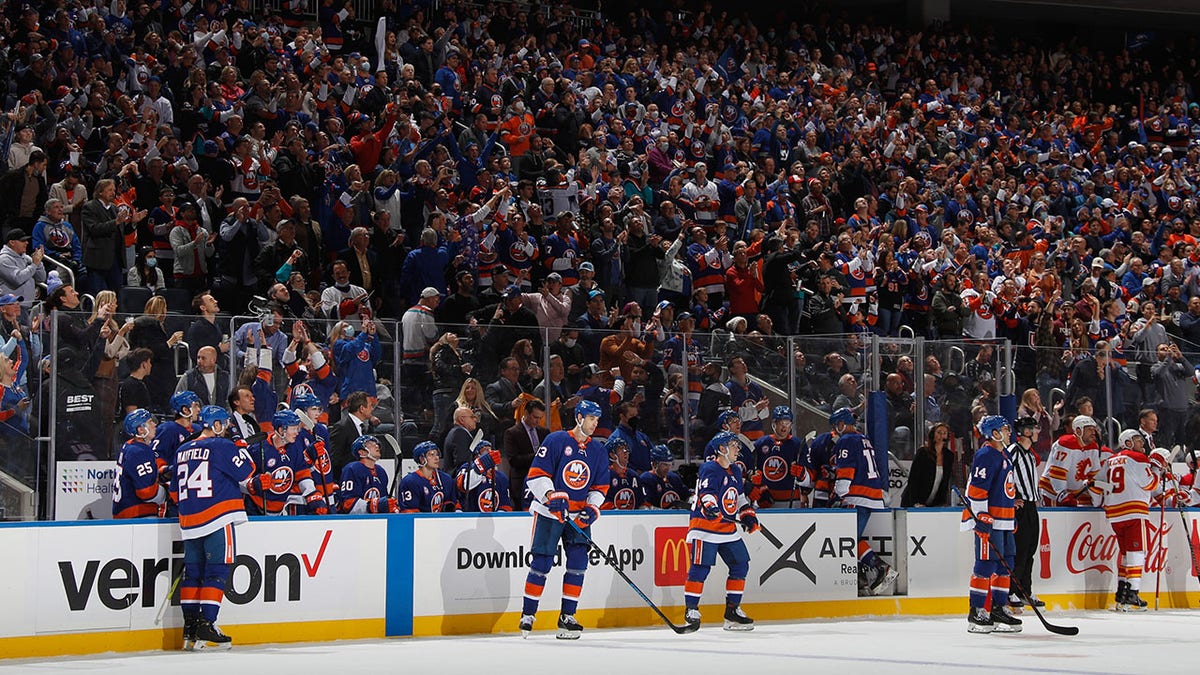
123, 408, 155, 438
978, 415, 1011, 439
576, 399, 602, 419
606, 435, 630, 454
291, 392, 323, 411
273, 409, 302, 431
1013, 416, 1039, 433
1071, 415, 1099, 434
351, 435, 379, 455
413, 441, 440, 463
170, 390, 201, 415
198, 405, 230, 429
473, 440, 494, 456
772, 406, 793, 421
711, 430, 738, 450
1149, 447, 1172, 470
829, 407, 855, 427
1117, 428, 1146, 450
717, 409, 740, 427
649, 444, 672, 464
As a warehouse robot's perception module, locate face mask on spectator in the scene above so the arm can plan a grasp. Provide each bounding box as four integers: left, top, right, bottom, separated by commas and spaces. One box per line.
343, 325, 355, 338
146, 258, 157, 268
564, 337, 577, 347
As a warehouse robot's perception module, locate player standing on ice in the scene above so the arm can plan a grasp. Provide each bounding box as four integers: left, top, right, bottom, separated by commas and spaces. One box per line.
519, 399, 611, 639
963, 415, 1021, 634
1102, 431, 1164, 611
173, 406, 256, 650
113, 409, 167, 518
684, 430, 759, 631
829, 407, 897, 595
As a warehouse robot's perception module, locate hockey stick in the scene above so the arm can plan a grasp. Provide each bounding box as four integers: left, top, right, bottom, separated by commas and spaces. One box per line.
1170, 475, 1200, 596
1155, 489, 1166, 611
154, 568, 184, 626
952, 486, 1079, 636
564, 518, 699, 634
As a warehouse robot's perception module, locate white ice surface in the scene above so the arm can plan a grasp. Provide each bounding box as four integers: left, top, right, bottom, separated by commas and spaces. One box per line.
3, 610, 1195, 675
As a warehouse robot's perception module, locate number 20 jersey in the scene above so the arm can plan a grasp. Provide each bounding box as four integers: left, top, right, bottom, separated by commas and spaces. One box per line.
173, 437, 255, 540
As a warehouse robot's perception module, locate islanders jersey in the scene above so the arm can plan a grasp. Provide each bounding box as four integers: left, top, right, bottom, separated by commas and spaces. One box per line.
1038, 434, 1107, 506
1102, 450, 1158, 524
455, 463, 514, 512
152, 420, 195, 472
602, 465, 643, 510
639, 470, 688, 509
399, 469, 459, 512
300, 425, 336, 500
806, 432, 838, 504
961, 442, 1016, 531
173, 436, 255, 539
338, 460, 391, 514
687, 460, 749, 544
754, 434, 808, 502
525, 429, 611, 519
113, 439, 165, 518
833, 432, 886, 509
727, 380, 767, 439
246, 439, 317, 514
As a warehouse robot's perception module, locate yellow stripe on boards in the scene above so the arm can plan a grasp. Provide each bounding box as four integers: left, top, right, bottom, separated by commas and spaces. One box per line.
0, 618, 385, 660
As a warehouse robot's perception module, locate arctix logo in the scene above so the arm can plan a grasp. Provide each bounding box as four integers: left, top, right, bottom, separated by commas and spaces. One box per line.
58, 530, 333, 611
760, 524, 856, 586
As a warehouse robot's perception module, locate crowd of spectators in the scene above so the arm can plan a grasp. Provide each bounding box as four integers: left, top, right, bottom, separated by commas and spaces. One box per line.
4, 0, 1200, 514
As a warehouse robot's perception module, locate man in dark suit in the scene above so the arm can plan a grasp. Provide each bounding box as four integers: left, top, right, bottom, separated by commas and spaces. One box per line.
81, 178, 143, 294
338, 226, 379, 294
485, 356, 523, 442
328, 390, 375, 478
442, 406, 479, 472
501, 399, 547, 509
183, 173, 225, 237
227, 385, 263, 443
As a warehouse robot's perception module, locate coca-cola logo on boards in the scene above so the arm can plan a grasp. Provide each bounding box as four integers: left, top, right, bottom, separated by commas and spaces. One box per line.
1065, 520, 1171, 575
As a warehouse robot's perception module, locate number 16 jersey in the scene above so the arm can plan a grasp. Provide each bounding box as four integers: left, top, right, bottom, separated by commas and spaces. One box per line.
834, 432, 886, 509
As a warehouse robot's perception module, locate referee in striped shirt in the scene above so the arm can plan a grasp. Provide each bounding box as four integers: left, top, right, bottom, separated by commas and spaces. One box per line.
1008, 416, 1044, 609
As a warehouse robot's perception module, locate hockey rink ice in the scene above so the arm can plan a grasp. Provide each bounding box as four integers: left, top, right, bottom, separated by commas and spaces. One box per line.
3, 610, 1197, 674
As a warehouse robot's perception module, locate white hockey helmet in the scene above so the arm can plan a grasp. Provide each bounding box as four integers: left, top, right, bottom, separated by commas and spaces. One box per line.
1149, 448, 1172, 470
1117, 429, 1146, 450
1071, 415, 1098, 435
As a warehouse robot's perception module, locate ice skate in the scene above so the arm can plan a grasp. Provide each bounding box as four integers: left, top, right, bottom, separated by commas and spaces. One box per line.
685, 608, 701, 629
1006, 595, 1024, 615
723, 605, 754, 631
967, 607, 994, 634
556, 614, 583, 640
989, 606, 1023, 633
193, 619, 232, 650
869, 563, 899, 596
519, 614, 534, 638
182, 615, 198, 652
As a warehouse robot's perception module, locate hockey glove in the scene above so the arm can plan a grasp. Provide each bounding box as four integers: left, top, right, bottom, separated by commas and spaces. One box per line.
474, 449, 503, 474
247, 474, 274, 496
441, 500, 459, 513
305, 492, 329, 515
975, 512, 994, 535
545, 491, 570, 521
575, 505, 601, 529
158, 466, 173, 487
789, 463, 808, 480
751, 471, 764, 487
1056, 490, 1079, 507
368, 497, 401, 514
699, 494, 722, 520
738, 507, 760, 534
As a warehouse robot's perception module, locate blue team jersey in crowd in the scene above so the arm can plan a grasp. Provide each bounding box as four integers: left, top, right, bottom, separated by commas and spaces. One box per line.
639, 470, 688, 508
834, 431, 886, 509
173, 436, 255, 540
338, 460, 391, 514
687, 460, 748, 544
525, 429, 611, 519
113, 439, 162, 518
399, 469, 459, 512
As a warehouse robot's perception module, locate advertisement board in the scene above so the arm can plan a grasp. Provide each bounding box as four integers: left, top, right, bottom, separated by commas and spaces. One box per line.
410, 510, 860, 632
55, 461, 118, 521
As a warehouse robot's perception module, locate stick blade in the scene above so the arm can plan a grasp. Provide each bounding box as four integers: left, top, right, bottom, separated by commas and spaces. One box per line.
1045, 624, 1080, 636
673, 622, 701, 634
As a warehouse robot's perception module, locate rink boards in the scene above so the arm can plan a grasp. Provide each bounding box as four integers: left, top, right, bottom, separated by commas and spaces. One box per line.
3, 508, 1200, 657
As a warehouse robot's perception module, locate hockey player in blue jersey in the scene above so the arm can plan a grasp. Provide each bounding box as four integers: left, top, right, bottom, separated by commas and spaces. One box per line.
963, 415, 1022, 634
338, 435, 400, 514
455, 440, 513, 512
806, 429, 838, 507
113, 409, 167, 519
399, 441, 460, 512
292, 392, 336, 507
751, 407, 809, 508
244, 410, 329, 516
640, 444, 689, 509
602, 435, 643, 510
152, 390, 202, 473
684, 431, 759, 630
173, 406, 256, 650
519, 399, 612, 639
705, 410, 754, 470
830, 407, 897, 596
